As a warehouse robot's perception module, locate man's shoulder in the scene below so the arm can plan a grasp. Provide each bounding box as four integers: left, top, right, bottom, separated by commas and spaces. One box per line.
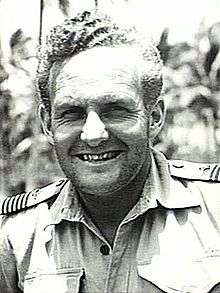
167, 160, 220, 224
168, 160, 220, 208
169, 160, 220, 183
0, 178, 69, 216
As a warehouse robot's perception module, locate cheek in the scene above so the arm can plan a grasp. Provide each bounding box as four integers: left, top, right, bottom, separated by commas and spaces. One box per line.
109, 115, 149, 144
52, 124, 81, 151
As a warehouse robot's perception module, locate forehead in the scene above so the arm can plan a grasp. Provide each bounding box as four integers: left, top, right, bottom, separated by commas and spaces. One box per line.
60, 46, 142, 76
51, 46, 145, 105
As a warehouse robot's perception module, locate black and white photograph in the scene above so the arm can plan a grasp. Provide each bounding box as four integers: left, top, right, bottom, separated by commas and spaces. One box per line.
0, 0, 220, 292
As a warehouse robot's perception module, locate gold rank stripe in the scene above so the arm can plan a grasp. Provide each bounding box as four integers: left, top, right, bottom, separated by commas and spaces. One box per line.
0, 179, 69, 215
169, 160, 220, 182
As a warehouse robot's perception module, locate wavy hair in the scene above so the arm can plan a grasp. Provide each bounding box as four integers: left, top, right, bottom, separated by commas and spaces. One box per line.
36, 10, 163, 116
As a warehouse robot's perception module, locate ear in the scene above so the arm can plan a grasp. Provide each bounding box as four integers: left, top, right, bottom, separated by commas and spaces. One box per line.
38, 104, 54, 145
149, 99, 165, 139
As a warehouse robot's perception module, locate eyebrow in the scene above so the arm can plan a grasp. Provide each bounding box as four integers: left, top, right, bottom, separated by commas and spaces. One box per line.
95, 95, 139, 109
53, 96, 82, 110
100, 94, 134, 103
53, 94, 138, 110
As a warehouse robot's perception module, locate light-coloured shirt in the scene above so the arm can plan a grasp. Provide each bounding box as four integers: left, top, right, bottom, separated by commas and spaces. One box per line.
1, 149, 220, 293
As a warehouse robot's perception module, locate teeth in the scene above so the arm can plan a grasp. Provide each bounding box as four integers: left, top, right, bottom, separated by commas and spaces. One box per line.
83, 155, 88, 160
80, 151, 120, 161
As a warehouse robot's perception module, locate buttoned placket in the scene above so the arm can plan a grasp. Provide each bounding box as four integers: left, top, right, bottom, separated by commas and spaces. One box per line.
102, 198, 157, 293
103, 218, 137, 292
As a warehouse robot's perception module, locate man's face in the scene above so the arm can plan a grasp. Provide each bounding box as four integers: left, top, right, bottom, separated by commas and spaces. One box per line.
49, 47, 155, 195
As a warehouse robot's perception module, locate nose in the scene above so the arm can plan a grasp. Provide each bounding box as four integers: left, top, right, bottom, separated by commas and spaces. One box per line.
80, 110, 109, 147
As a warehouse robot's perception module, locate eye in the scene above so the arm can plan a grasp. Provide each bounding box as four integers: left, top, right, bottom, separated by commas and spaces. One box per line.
102, 104, 130, 117
62, 106, 85, 121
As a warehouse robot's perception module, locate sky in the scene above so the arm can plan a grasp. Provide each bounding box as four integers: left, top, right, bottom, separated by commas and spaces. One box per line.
0, 0, 220, 57
104, 0, 220, 44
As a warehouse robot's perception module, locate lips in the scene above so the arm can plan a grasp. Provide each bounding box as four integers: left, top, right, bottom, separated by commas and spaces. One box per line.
77, 151, 122, 162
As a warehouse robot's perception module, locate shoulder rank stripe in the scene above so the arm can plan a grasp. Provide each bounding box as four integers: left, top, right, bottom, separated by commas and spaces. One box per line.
2, 197, 10, 215
210, 165, 218, 181
18, 192, 26, 210
7, 195, 16, 213
0, 178, 69, 215
169, 160, 220, 182
15, 192, 26, 211
212, 165, 220, 181
23, 191, 31, 209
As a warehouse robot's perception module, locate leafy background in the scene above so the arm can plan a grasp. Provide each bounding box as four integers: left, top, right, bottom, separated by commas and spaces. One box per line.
0, 0, 220, 196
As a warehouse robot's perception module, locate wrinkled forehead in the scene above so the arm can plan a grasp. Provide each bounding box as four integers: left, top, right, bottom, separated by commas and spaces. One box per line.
50, 46, 155, 95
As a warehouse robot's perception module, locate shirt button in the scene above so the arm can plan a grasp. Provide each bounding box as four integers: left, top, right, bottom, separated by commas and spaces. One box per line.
100, 244, 110, 255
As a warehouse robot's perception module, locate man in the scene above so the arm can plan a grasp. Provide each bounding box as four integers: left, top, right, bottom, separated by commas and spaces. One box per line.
1, 10, 220, 293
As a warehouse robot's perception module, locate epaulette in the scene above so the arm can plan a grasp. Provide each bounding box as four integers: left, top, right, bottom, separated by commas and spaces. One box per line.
169, 160, 220, 182
0, 178, 69, 215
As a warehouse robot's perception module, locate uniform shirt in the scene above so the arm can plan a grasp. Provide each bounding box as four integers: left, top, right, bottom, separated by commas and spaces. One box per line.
1, 149, 220, 293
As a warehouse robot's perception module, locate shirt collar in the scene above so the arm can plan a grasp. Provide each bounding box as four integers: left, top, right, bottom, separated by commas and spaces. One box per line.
148, 148, 201, 209
124, 148, 201, 221
48, 181, 84, 226
47, 148, 201, 227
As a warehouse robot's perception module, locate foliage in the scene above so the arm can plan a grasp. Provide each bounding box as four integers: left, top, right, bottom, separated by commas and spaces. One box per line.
157, 22, 220, 163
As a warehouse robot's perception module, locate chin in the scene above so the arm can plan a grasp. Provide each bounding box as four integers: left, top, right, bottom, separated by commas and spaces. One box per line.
59, 157, 146, 196
73, 171, 137, 196
74, 180, 121, 196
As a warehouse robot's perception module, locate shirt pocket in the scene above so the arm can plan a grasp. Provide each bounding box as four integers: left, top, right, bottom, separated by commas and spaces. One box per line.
23, 267, 84, 293
137, 250, 220, 293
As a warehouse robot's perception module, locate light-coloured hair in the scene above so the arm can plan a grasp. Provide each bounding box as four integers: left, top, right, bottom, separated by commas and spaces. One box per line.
36, 10, 163, 115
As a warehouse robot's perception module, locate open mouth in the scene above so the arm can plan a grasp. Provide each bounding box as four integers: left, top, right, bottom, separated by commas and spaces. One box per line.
77, 151, 122, 162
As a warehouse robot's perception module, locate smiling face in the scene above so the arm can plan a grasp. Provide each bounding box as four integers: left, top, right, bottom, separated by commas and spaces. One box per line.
44, 46, 161, 195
